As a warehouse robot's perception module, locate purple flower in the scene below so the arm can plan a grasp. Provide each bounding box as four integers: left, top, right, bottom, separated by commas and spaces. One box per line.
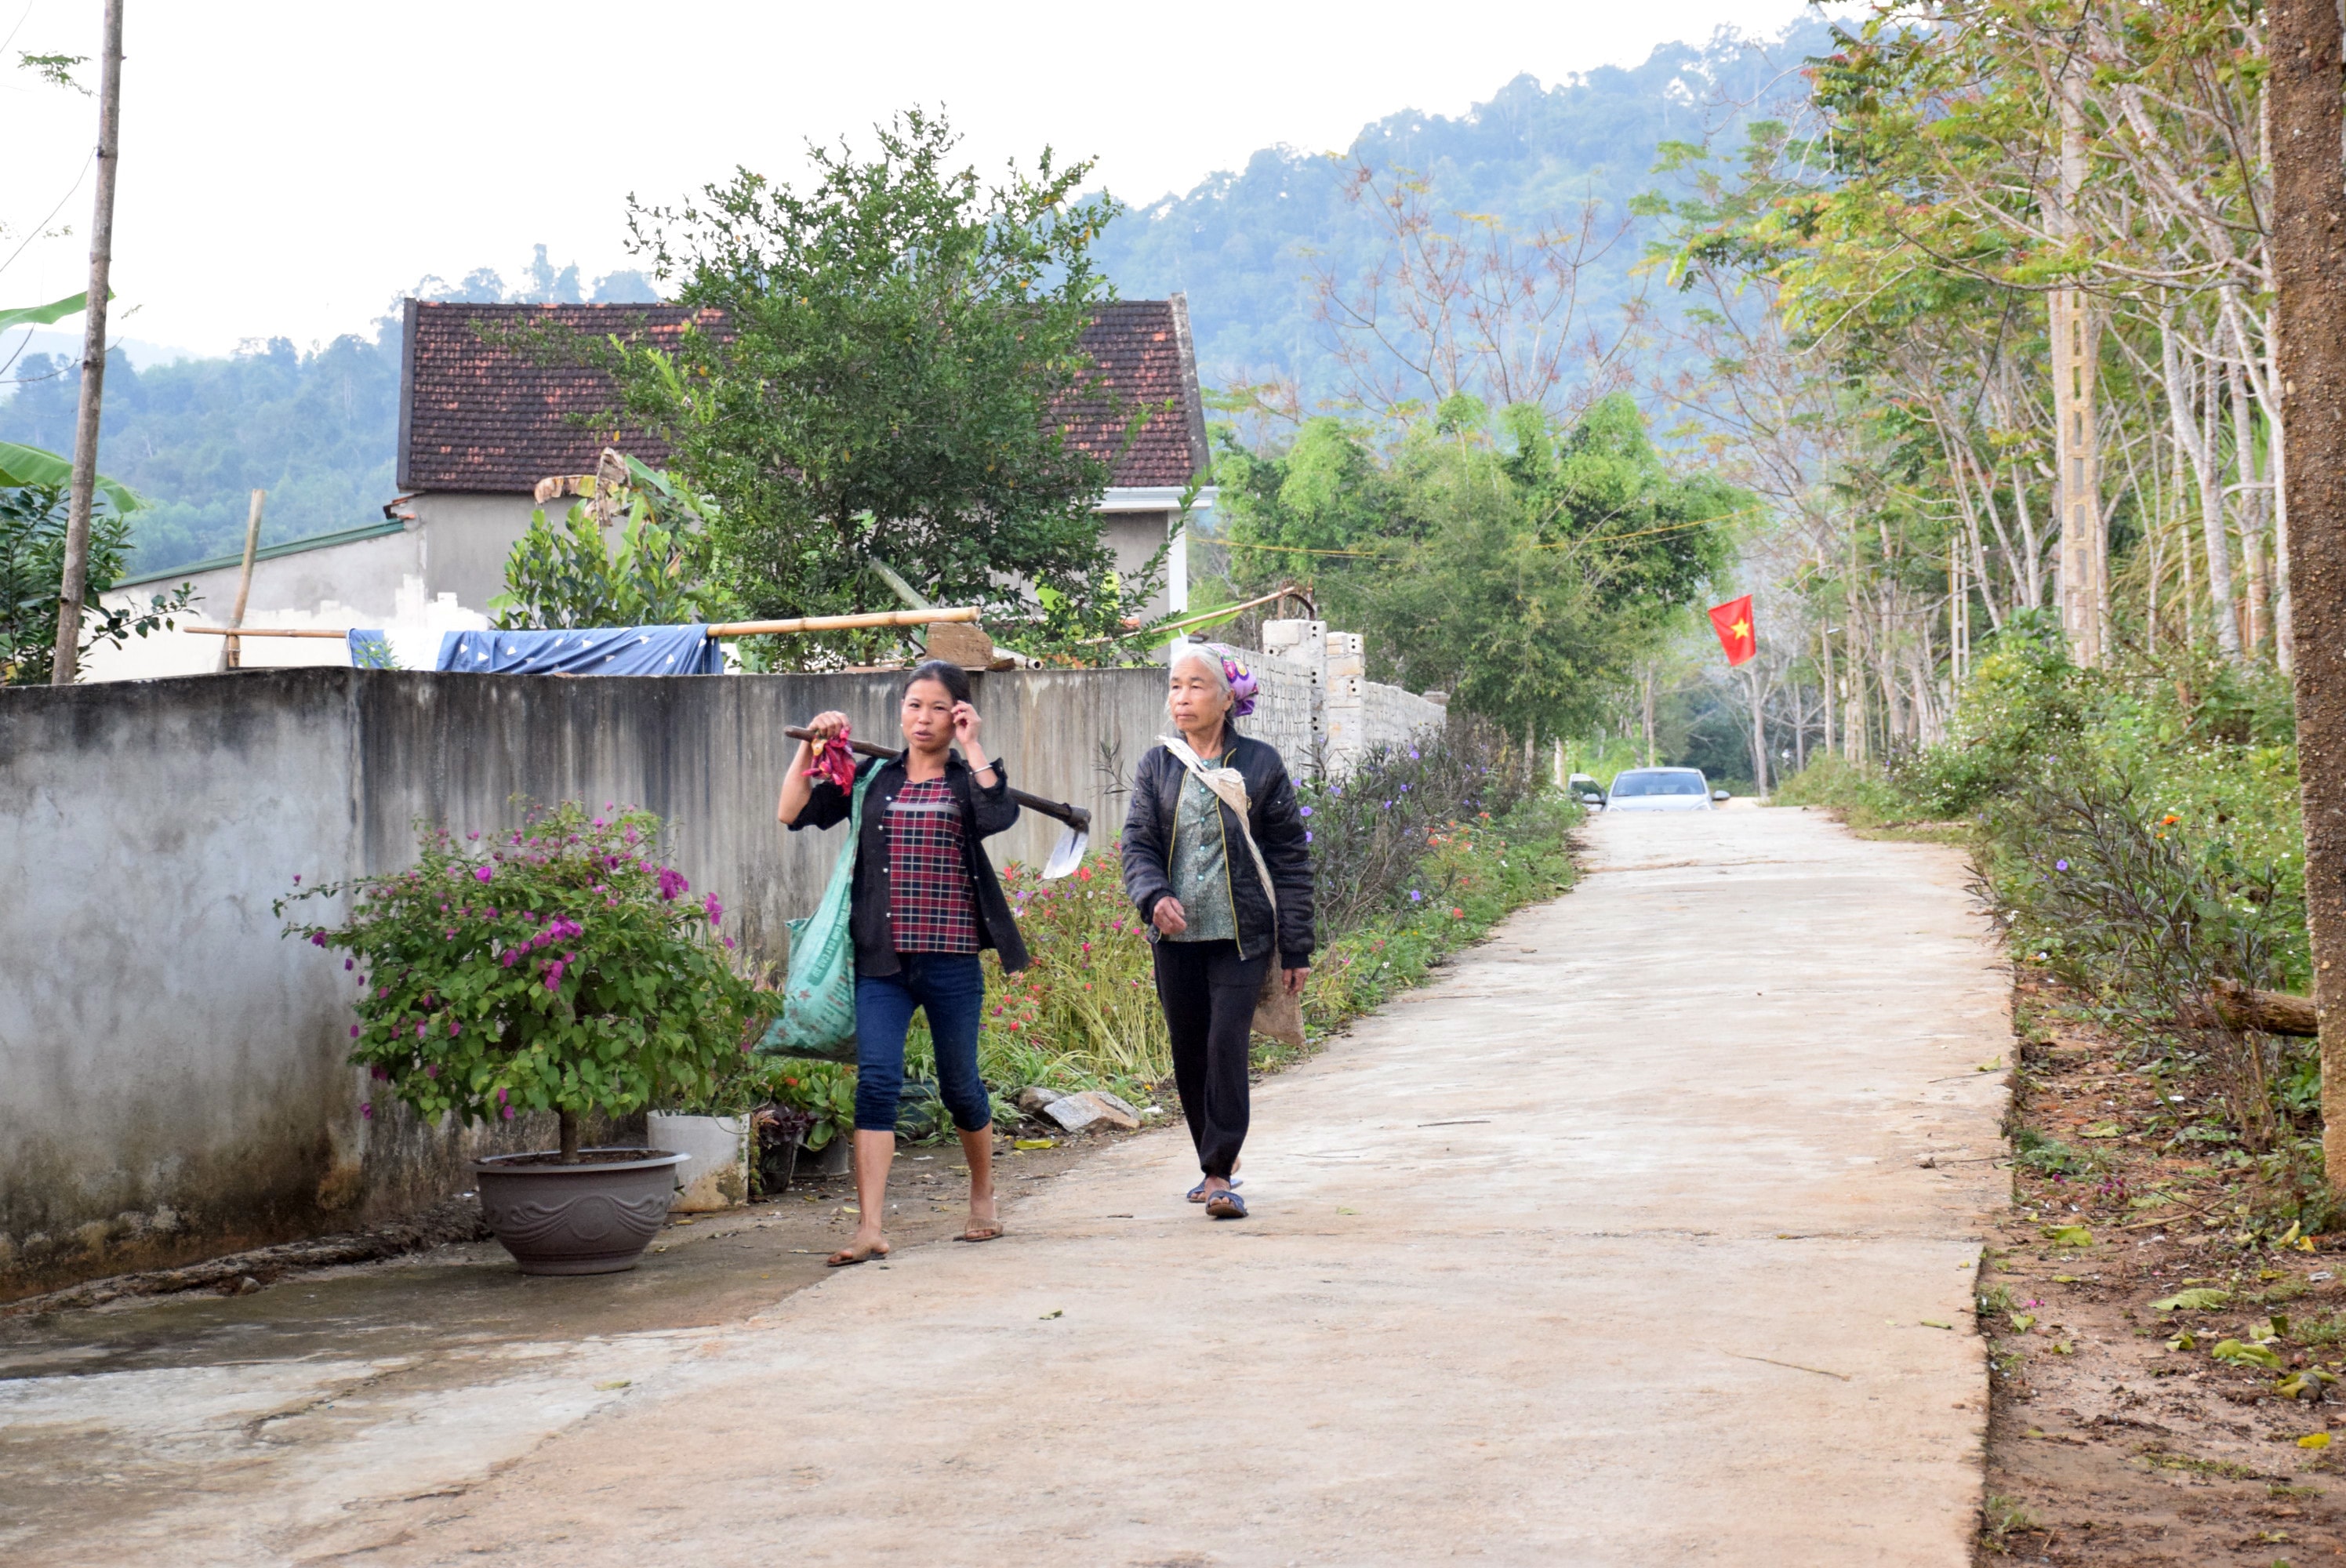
1409, 749, 1420, 760
350, 1025, 361, 1038
1299, 806, 1313, 818
496, 1086, 508, 1103
658, 866, 690, 902
1306, 830, 1313, 843
723, 935, 737, 949
474, 865, 495, 884
2055, 859, 2069, 872
1410, 890, 1422, 902
344, 958, 354, 971
292, 873, 301, 885
704, 892, 724, 925
370, 1066, 387, 1080
545, 960, 567, 990
424, 1063, 438, 1078
310, 931, 328, 948
448, 1019, 460, 1038
416, 1022, 427, 1039
360, 1102, 373, 1120
501, 1104, 515, 1120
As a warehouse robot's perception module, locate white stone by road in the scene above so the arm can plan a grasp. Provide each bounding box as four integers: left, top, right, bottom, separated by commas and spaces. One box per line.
5, 805, 2010, 1565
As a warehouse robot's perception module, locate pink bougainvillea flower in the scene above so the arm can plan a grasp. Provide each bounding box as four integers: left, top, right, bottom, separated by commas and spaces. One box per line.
344, 958, 354, 971
474, 865, 495, 883
448, 1019, 460, 1038
544, 960, 567, 990
360, 1102, 373, 1120
495, 1086, 508, 1103
350, 1025, 361, 1038
501, 1105, 515, 1120
309, 931, 328, 947
369, 1066, 387, 1080
423, 1063, 438, 1078
704, 892, 724, 924
657, 866, 689, 902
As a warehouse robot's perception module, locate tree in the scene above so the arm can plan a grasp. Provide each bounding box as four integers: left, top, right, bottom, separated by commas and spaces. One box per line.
1214, 392, 1737, 742
490, 461, 736, 631
600, 109, 1131, 666
2268, 0, 2346, 1192
2, 481, 191, 684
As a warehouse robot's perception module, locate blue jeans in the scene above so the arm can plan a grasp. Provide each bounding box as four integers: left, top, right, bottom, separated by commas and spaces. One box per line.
853, 953, 992, 1134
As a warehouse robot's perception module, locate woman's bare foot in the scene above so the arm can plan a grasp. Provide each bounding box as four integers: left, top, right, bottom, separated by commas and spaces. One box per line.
961, 1194, 1002, 1243
826, 1229, 891, 1266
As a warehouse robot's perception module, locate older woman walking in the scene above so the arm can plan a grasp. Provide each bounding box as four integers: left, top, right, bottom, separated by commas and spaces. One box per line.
1121, 643, 1313, 1219
778, 659, 1025, 1265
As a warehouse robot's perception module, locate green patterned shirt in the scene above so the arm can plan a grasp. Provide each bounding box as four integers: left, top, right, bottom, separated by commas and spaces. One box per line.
1165, 764, 1237, 943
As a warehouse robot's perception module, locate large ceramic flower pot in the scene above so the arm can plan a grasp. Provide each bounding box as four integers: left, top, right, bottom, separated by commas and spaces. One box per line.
472, 1148, 689, 1276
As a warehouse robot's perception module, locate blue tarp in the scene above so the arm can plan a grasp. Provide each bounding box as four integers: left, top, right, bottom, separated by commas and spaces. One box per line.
433, 625, 724, 676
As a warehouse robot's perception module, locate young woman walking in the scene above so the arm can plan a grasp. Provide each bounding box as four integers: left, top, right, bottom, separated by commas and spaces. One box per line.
777, 660, 1026, 1265
1122, 644, 1313, 1219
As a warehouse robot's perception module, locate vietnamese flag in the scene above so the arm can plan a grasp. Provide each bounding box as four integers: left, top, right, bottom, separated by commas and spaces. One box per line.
1709, 594, 1756, 666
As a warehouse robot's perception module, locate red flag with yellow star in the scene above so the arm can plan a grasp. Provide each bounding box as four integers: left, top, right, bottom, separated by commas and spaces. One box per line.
1709, 594, 1756, 666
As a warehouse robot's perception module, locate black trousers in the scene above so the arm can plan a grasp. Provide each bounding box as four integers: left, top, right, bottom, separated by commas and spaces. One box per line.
1153, 938, 1269, 1179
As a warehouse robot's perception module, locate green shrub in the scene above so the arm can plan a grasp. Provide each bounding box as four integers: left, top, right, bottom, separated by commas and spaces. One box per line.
281, 801, 770, 1160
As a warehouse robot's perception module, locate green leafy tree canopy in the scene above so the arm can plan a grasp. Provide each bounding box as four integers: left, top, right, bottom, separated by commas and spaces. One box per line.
605, 107, 1129, 666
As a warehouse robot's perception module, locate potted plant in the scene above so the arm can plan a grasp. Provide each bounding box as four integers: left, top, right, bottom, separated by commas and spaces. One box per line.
283, 801, 767, 1275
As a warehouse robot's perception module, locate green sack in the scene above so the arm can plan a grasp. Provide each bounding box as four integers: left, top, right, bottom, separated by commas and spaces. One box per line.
757, 763, 874, 1063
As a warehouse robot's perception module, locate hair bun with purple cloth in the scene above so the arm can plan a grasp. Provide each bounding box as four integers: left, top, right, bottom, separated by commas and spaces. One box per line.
1204, 642, 1259, 718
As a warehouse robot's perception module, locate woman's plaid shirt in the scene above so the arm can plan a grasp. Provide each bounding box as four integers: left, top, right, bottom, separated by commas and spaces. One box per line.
882, 778, 980, 953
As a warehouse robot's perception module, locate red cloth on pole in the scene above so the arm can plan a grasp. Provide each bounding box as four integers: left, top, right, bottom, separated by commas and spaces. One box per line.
1709, 595, 1756, 666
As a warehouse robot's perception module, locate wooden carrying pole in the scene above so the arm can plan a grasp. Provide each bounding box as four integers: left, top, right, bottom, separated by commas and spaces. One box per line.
783, 725, 1089, 832
704, 608, 979, 637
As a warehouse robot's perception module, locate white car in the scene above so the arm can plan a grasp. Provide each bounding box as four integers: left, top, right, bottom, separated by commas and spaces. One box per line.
1603, 767, 1727, 812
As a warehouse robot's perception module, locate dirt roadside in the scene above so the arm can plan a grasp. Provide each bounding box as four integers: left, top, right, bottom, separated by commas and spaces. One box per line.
1977, 970, 2346, 1563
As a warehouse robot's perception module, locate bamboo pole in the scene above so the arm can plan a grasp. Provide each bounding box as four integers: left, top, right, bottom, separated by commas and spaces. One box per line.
703, 608, 979, 637
221, 488, 264, 670
48, 0, 125, 685
183, 626, 347, 638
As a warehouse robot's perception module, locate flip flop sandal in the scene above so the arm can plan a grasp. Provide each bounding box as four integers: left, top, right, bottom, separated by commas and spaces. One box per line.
1186, 1177, 1244, 1203
959, 1200, 1004, 1243
1205, 1189, 1248, 1220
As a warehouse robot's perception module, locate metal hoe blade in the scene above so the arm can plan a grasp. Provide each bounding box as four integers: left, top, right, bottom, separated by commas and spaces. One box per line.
1041, 826, 1089, 880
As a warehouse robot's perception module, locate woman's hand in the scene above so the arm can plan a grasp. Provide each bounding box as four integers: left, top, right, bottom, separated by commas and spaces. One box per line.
778, 710, 850, 826
1151, 897, 1189, 936
1282, 965, 1309, 996
950, 701, 982, 746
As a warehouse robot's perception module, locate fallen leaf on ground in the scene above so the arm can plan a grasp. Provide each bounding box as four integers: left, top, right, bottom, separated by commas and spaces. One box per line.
1040, 1308, 1063, 1319
2043, 1225, 2094, 1247
2078, 1122, 2123, 1139
2301, 1432, 2332, 1450
2152, 1287, 2231, 1312
2211, 1338, 2283, 1370
1015, 1138, 1055, 1150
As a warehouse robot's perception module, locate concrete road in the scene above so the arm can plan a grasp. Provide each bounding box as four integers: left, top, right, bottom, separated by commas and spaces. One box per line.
4, 806, 2009, 1566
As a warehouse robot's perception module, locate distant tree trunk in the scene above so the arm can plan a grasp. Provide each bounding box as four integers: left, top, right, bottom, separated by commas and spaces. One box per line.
2269, 0, 2346, 1195
2230, 352, 2272, 655
1745, 669, 1770, 794
1640, 668, 1656, 767
2050, 60, 2106, 666
47, 0, 124, 686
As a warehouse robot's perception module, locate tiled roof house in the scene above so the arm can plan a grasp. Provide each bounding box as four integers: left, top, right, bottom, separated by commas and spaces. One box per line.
114, 297, 1214, 638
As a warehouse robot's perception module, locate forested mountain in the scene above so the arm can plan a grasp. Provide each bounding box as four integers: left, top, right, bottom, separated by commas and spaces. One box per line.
1090, 23, 1829, 405
1, 26, 1830, 576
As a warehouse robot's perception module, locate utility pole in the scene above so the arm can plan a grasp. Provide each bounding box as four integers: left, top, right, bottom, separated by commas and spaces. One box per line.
2269, 0, 2346, 1193
48, 0, 124, 686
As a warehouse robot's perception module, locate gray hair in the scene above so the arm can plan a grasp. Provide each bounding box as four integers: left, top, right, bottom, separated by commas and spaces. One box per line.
1166, 644, 1240, 731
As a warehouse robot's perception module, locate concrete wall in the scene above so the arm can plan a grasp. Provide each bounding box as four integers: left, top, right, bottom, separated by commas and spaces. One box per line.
0, 655, 1441, 1299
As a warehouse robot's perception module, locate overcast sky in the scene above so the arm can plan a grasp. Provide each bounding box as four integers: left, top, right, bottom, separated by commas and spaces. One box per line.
0, 0, 1814, 359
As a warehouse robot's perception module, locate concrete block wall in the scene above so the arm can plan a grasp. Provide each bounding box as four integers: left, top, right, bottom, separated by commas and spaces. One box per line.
0, 648, 1447, 1300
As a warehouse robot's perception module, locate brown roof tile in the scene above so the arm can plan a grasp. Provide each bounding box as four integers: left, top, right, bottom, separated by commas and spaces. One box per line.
398, 297, 1208, 494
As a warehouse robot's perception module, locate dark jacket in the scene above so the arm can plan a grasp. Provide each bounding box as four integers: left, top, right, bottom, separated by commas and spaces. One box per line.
1122, 731, 1314, 969
789, 753, 1029, 975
